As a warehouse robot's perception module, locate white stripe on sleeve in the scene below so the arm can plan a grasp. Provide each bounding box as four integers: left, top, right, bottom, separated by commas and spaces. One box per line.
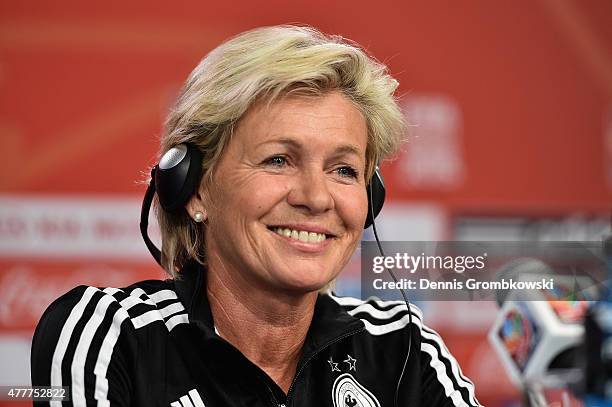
149, 289, 179, 303
71, 293, 116, 406
166, 314, 189, 332
93, 307, 130, 406
188, 389, 206, 407
131, 302, 185, 329
50, 286, 98, 407
421, 327, 479, 406
179, 394, 194, 407
422, 343, 469, 407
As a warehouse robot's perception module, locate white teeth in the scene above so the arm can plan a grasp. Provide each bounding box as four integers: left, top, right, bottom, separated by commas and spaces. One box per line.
273, 227, 327, 243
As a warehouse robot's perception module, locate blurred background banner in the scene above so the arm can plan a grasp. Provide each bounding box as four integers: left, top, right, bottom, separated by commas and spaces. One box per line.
0, 1, 610, 406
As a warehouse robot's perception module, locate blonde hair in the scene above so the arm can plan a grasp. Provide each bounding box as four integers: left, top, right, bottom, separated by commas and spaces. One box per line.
156, 24, 405, 277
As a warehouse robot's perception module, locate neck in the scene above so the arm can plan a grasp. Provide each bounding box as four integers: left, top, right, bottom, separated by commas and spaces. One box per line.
206, 258, 317, 394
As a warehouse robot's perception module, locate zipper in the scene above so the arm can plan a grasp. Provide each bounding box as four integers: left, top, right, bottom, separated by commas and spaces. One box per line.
262, 380, 281, 407
214, 337, 283, 407
254, 365, 283, 407
284, 326, 365, 406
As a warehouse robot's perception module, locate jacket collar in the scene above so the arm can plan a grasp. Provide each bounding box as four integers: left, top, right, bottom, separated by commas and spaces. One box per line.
173, 260, 364, 352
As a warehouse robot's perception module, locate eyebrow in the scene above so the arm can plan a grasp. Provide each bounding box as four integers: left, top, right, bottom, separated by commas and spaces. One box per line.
260, 138, 363, 157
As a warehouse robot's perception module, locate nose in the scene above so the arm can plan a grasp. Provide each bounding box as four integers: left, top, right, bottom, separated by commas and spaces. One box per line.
287, 168, 334, 214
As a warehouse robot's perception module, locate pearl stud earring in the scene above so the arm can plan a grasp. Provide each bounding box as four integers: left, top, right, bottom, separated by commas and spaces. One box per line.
194, 211, 205, 223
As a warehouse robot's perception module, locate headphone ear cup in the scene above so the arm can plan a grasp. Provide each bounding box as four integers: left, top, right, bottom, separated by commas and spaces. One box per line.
365, 167, 386, 229
155, 143, 203, 212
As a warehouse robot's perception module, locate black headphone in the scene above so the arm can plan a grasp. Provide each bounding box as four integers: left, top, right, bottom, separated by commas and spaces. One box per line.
140, 142, 386, 266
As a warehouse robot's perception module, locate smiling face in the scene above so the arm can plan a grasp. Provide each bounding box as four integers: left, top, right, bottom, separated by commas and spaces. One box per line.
190, 91, 369, 294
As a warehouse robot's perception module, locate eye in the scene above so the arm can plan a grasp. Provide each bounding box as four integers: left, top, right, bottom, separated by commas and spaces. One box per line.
335, 166, 359, 179
264, 156, 288, 167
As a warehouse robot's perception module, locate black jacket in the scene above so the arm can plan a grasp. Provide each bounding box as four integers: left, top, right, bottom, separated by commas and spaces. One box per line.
31, 262, 481, 407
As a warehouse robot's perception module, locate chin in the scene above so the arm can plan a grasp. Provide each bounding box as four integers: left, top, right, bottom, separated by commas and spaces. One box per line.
274, 270, 334, 293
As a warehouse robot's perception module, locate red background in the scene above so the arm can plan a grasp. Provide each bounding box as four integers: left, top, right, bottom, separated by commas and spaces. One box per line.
1, 1, 611, 406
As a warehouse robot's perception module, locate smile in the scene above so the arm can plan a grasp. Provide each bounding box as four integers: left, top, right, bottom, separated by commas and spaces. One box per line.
271, 227, 327, 243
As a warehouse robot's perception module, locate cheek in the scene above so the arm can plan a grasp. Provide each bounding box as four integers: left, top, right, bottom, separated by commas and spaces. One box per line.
232, 176, 290, 217
336, 187, 368, 231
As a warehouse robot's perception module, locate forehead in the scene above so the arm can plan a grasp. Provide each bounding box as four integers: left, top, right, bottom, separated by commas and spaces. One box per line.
234, 91, 368, 153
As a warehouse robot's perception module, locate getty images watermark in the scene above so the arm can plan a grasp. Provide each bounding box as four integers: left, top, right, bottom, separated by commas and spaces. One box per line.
360, 242, 606, 302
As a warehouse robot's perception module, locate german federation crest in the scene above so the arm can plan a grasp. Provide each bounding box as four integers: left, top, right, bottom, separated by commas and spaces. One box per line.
332, 373, 381, 407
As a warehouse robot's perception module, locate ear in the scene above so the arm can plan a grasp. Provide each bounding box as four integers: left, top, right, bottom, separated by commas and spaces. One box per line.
185, 191, 208, 222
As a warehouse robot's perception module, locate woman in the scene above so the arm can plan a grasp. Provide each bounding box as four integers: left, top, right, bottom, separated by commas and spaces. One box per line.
32, 25, 481, 407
